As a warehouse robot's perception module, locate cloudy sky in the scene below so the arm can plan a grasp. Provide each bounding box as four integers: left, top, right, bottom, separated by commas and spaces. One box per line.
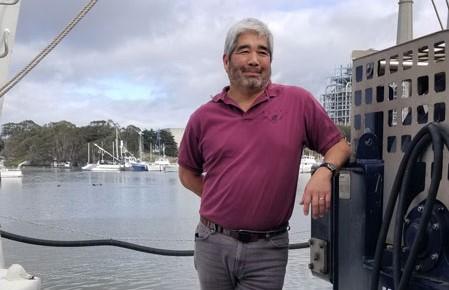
1, 0, 446, 129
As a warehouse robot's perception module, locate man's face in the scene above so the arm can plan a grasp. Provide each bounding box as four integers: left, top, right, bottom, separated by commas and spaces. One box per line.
223, 32, 271, 93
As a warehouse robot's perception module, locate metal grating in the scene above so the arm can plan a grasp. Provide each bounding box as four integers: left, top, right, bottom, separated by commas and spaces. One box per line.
352, 30, 449, 242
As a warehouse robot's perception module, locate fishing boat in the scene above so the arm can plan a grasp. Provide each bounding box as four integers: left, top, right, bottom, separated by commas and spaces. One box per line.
82, 143, 122, 171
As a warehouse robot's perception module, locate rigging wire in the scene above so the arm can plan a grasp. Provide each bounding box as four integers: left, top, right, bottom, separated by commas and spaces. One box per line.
431, 0, 445, 30
0, 0, 98, 98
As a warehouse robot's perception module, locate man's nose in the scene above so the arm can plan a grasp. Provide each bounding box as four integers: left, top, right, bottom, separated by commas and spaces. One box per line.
247, 52, 260, 66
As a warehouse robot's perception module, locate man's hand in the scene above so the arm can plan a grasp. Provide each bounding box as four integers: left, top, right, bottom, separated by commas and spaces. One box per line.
300, 167, 332, 219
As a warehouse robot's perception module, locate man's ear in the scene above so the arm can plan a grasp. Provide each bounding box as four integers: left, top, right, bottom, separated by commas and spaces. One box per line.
223, 54, 230, 73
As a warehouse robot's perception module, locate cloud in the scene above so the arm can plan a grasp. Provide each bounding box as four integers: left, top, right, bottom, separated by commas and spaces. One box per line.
1, 0, 441, 129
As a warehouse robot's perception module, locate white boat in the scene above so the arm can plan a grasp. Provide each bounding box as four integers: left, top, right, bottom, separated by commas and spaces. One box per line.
164, 163, 179, 172
148, 157, 171, 171
0, 161, 27, 179
0, 168, 22, 178
299, 155, 318, 173
90, 162, 122, 172
82, 161, 122, 171
82, 143, 122, 171
81, 163, 96, 171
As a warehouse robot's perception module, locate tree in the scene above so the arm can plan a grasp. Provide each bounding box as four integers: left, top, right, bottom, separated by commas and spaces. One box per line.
1, 120, 40, 139
0, 120, 180, 166
159, 129, 178, 157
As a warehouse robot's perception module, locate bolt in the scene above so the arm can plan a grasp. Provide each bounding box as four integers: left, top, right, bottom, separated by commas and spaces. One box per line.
314, 253, 320, 261
431, 253, 439, 261
319, 242, 325, 249
309, 239, 314, 246
437, 207, 445, 213
415, 264, 422, 271
308, 263, 314, 270
402, 247, 409, 253
404, 218, 410, 225
432, 223, 440, 231
417, 206, 424, 213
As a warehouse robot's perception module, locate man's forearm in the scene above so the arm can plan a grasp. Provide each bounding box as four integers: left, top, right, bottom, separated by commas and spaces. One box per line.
322, 138, 351, 169
183, 175, 203, 197
179, 166, 203, 197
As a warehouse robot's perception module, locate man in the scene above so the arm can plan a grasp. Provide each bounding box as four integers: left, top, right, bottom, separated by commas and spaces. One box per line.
178, 18, 351, 290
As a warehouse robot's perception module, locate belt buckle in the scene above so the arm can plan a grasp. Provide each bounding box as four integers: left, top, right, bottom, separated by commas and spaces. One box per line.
237, 230, 252, 243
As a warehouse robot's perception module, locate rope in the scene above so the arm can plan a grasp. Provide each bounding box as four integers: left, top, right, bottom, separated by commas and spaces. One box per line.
0, 230, 309, 257
0, 0, 98, 98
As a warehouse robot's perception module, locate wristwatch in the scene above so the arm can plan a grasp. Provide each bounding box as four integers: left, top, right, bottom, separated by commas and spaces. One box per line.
319, 162, 337, 174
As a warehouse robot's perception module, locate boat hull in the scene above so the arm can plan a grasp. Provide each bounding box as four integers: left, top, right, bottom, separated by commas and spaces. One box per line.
0, 170, 23, 178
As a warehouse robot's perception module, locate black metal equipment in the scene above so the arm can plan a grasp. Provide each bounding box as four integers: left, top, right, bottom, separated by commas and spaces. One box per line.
310, 132, 384, 290
310, 26, 449, 290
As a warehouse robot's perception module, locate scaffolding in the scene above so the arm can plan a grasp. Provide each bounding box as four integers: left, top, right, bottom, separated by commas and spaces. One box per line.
321, 65, 352, 126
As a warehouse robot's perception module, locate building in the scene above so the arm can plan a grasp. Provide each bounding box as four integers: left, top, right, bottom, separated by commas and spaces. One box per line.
321, 65, 352, 126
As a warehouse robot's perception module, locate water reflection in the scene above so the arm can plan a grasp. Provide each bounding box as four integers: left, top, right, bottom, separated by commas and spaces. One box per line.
0, 177, 22, 190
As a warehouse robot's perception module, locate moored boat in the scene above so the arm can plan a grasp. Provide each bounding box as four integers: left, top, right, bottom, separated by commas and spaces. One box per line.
0, 168, 22, 178
148, 157, 171, 171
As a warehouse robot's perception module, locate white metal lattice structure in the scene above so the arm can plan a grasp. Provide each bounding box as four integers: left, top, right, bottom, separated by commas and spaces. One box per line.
321, 65, 352, 126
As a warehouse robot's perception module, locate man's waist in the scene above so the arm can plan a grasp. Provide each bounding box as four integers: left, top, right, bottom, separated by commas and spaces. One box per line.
200, 216, 289, 243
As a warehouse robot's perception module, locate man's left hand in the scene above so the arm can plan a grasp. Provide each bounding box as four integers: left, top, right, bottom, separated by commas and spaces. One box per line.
300, 167, 332, 219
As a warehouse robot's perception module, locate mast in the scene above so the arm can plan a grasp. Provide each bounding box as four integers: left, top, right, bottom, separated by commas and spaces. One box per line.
138, 131, 143, 160
87, 142, 90, 164
115, 126, 119, 161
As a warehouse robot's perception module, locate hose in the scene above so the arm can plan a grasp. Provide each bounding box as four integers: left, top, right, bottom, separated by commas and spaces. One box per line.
370, 123, 447, 290
0, 230, 309, 257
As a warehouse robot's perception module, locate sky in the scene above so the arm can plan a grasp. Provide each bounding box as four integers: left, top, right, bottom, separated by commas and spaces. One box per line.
0, 0, 447, 129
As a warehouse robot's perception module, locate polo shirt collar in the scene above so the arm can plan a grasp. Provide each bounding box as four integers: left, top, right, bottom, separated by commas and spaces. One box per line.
212, 82, 278, 105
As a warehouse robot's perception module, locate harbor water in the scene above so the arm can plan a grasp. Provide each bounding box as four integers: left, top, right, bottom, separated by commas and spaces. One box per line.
0, 168, 332, 290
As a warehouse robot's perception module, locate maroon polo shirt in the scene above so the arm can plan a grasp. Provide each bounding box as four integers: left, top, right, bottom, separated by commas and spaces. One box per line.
179, 83, 342, 230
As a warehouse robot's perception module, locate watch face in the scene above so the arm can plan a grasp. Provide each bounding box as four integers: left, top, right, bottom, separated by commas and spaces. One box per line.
327, 163, 337, 171
321, 162, 336, 172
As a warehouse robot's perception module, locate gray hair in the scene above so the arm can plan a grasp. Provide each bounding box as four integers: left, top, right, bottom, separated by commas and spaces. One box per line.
224, 18, 273, 60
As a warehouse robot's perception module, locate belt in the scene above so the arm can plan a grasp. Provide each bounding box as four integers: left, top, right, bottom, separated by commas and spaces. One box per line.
200, 216, 288, 243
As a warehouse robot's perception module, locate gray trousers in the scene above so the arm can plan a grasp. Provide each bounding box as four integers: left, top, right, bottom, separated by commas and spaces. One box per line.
194, 222, 289, 290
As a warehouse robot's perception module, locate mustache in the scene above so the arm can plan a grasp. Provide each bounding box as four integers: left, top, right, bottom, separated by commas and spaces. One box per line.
241, 67, 262, 73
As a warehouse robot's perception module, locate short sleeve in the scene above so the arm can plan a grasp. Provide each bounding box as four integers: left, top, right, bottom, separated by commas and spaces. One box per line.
178, 113, 204, 173
303, 92, 343, 155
